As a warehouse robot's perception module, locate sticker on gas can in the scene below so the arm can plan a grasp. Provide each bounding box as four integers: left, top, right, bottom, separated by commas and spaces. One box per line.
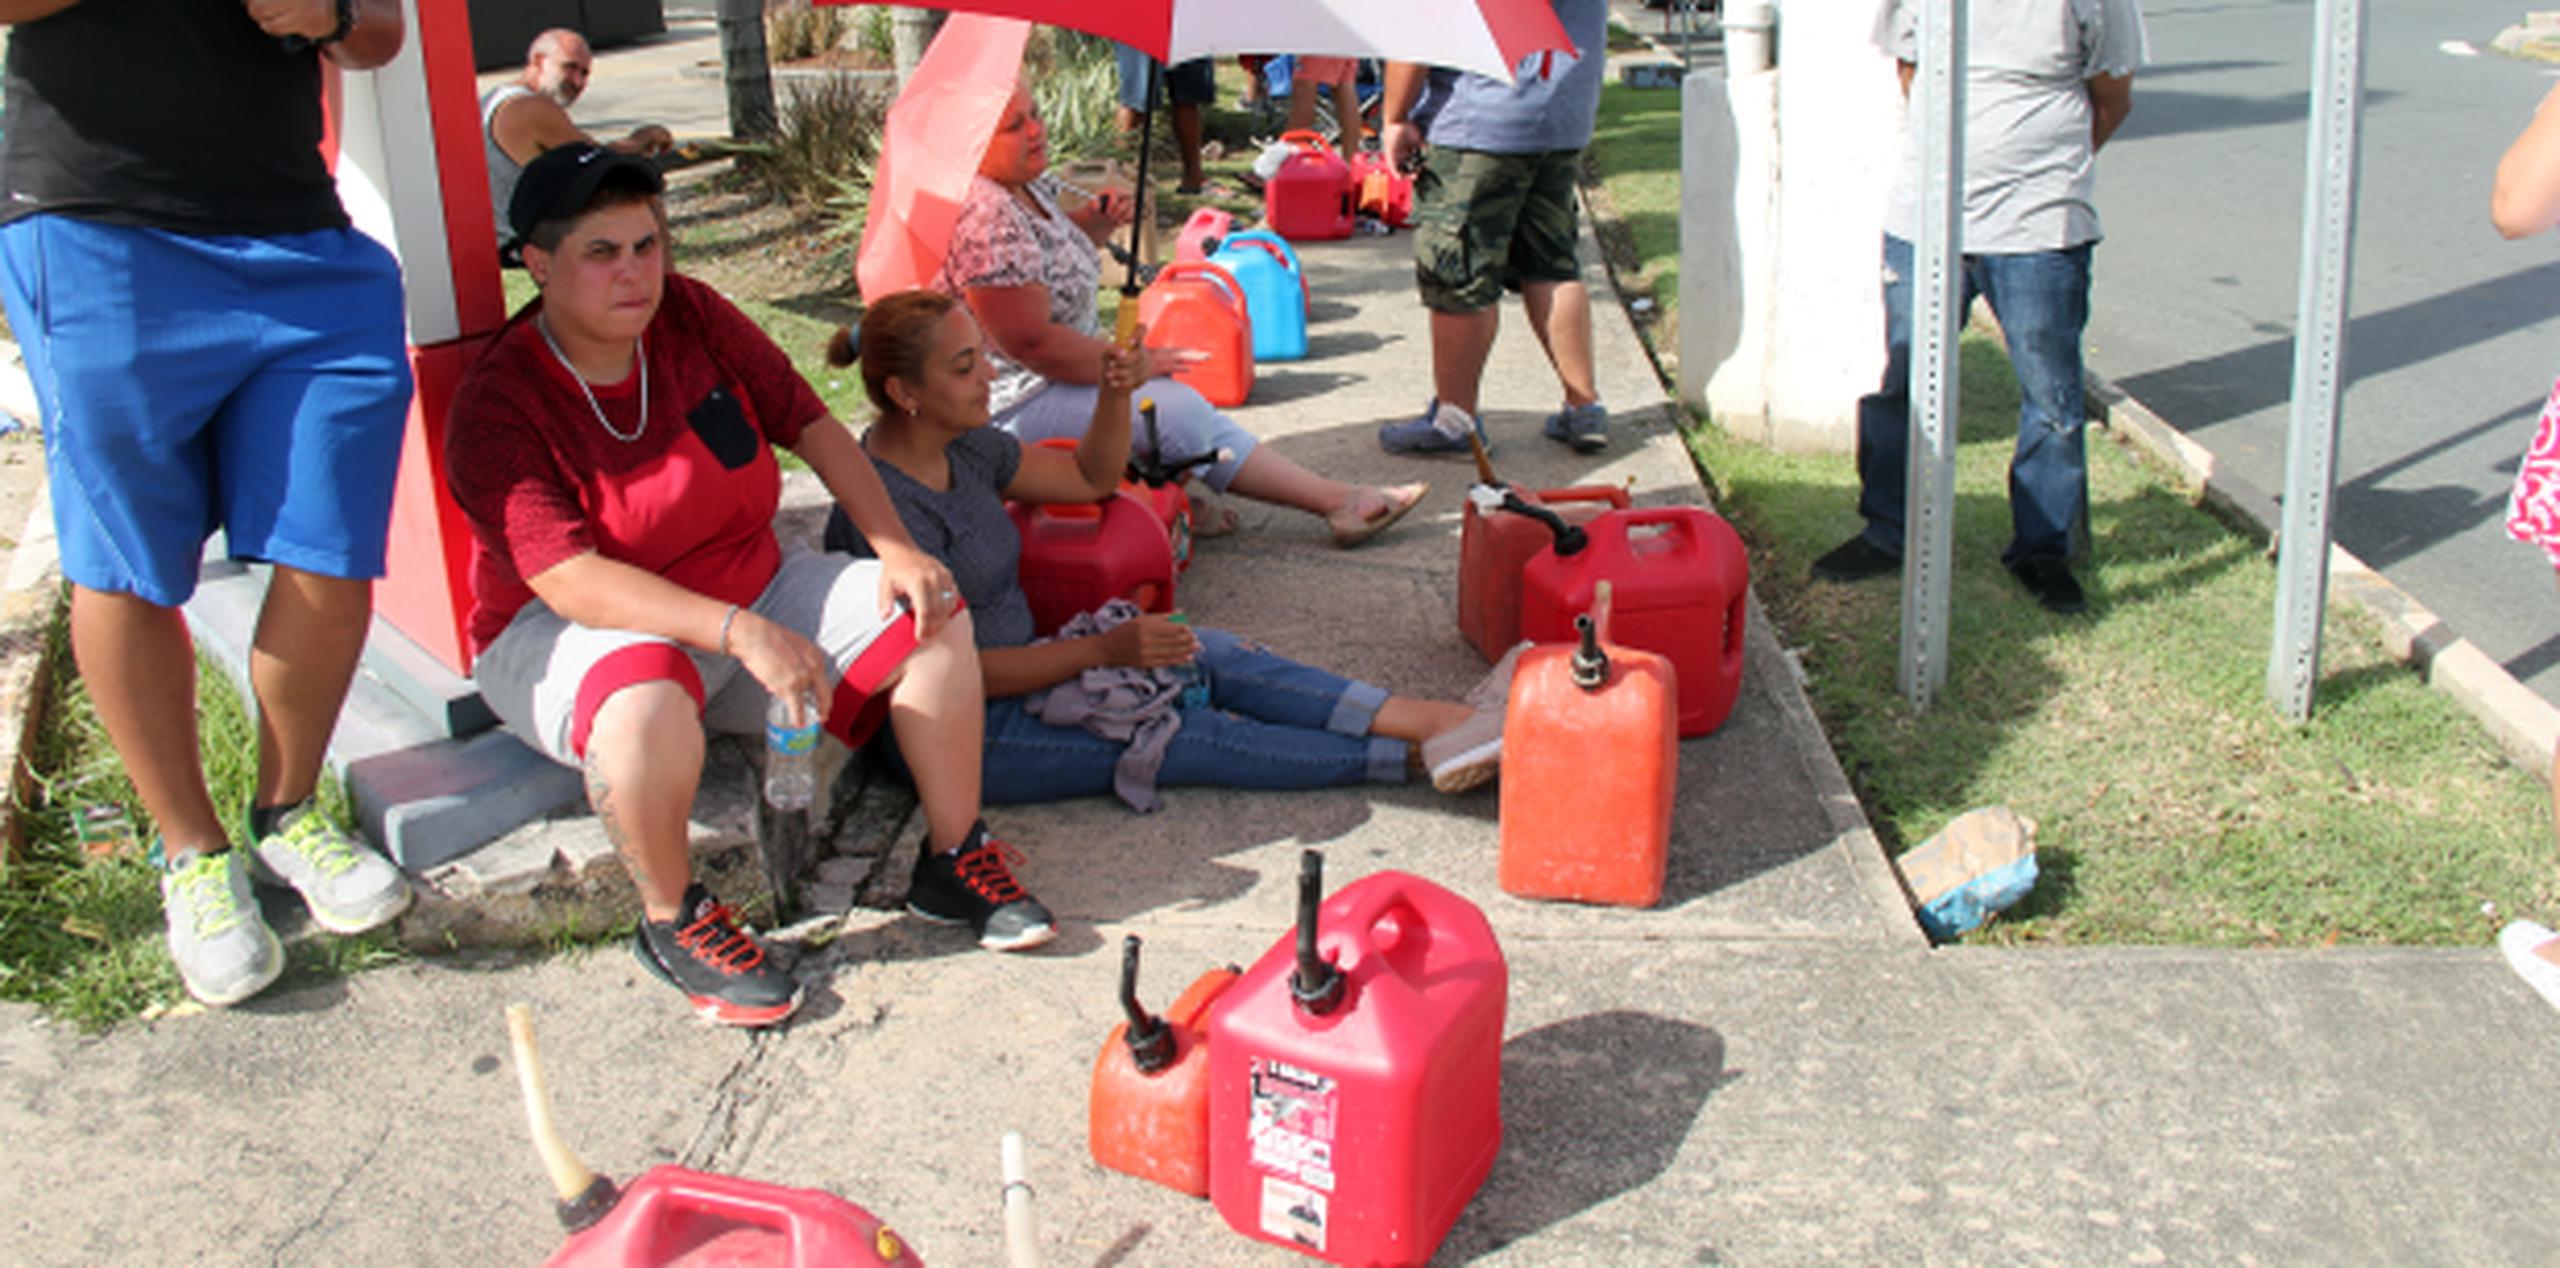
1259, 1176, 1329, 1252
1246, 1057, 1337, 1192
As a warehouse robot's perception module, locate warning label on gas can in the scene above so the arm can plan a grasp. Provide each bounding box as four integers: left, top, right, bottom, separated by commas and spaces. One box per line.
1246, 1057, 1338, 1193
1260, 1176, 1329, 1252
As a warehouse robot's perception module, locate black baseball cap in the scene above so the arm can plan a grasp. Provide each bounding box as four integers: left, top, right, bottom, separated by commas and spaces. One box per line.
507, 141, 665, 244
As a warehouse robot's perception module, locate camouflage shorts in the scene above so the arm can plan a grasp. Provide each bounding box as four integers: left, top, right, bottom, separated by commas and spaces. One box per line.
1410, 147, 1584, 312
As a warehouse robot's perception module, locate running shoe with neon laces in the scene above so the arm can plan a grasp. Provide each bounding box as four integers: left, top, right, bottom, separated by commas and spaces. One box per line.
161, 847, 285, 1006
634, 884, 804, 1027
906, 823, 1057, 951
248, 801, 413, 935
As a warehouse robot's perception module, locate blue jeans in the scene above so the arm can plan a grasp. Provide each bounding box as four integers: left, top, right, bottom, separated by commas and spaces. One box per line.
981, 627, 1407, 805
1857, 235, 2093, 565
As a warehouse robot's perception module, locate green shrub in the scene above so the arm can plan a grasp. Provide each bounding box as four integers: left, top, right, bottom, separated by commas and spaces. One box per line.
741, 72, 884, 219
1028, 28, 1122, 163
764, 0, 848, 64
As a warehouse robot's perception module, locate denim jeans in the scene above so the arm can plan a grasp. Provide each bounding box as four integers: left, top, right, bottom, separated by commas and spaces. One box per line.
981, 626, 1407, 805
1857, 235, 2094, 565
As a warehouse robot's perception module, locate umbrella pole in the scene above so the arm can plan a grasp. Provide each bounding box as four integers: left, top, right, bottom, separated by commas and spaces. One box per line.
1116, 59, 1161, 341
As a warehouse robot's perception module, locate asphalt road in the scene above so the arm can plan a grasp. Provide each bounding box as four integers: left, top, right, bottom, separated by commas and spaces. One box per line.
2088, 0, 2560, 702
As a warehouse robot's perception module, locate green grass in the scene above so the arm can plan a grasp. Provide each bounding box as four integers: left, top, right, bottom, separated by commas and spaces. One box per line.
1585, 85, 2560, 945
2, 603, 400, 1030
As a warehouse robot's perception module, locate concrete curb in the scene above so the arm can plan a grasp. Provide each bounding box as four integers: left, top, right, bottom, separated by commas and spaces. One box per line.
2090, 370, 2560, 781
0, 337, 57, 864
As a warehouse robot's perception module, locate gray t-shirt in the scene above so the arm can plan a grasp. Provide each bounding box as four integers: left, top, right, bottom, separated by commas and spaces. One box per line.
1878, 0, 2148, 254
933, 172, 1097, 418
841, 427, 1039, 650
1415, 0, 1610, 155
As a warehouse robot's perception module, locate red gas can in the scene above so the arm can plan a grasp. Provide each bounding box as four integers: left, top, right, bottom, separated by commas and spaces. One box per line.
1347, 152, 1414, 228
1499, 585, 1678, 908
544, 1165, 920, 1268
1520, 506, 1748, 737
1138, 261, 1255, 407
1209, 851, 1506, 1266
1174, 205, 1234, 262
1265, 131, 1355, 242
1457, 483, 1631, 664
1007, 491, 1176, 635
1090, 935, 1240, 1198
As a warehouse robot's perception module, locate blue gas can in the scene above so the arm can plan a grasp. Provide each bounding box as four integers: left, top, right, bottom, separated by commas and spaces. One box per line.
1209, 230, 1309, 363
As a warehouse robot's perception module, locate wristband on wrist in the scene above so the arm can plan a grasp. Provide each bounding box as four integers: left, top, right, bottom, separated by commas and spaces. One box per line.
717, 604, 741, 656
284, 0, 355, 52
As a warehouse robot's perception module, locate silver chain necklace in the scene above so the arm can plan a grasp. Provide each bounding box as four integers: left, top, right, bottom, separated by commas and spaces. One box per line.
536, 315, 648, 444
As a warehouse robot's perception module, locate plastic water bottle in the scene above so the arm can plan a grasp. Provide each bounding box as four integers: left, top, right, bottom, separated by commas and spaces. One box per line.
764, 692, 820, 812
1166, 614, 1210, 711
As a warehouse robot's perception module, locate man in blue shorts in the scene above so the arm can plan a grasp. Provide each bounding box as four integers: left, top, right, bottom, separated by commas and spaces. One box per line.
1376, 0, 1613, 459
0, 0, 418, 1006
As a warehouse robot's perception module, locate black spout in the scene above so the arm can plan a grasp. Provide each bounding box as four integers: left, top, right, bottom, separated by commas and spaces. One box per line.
1571, 614, 1610, 690
1499, 490, 1589, 557
1288, 849, 1345, 1016
1118, 934, 1176, 1074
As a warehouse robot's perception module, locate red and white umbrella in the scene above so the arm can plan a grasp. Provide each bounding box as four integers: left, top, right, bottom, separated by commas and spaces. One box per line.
818, 0, 1576, 84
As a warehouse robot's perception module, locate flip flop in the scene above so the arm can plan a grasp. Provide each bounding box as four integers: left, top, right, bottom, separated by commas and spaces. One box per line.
1328, 482, 1427, 548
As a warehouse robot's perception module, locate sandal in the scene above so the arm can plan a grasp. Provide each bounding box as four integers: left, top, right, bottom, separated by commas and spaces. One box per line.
1328, 482, 1427, 548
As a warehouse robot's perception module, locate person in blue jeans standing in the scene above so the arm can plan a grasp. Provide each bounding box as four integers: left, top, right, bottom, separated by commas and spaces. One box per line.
829, 292, 1513, 812
1809, 0, 2147, 614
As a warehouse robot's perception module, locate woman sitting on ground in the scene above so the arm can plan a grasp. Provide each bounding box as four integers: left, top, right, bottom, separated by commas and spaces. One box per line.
826, 290, 1510, 809
446, 145, 1056, 1030
843, 82, 1424, 549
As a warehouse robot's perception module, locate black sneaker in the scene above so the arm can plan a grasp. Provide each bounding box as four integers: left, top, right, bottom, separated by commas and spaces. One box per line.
906, 824, 1057, 952
1809, 534, 1902, 583
634, 884, 804, 1028
2007, 555, 2088, 614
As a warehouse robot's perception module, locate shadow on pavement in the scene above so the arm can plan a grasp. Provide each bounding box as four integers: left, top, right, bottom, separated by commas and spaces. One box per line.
1445, 1010, 1734, 1257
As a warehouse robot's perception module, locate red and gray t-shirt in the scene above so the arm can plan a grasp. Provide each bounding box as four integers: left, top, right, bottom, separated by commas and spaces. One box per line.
446, 273, 828, 654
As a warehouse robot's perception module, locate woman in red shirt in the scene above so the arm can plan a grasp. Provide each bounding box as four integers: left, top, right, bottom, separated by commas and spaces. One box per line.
448, 145, 1064, 1028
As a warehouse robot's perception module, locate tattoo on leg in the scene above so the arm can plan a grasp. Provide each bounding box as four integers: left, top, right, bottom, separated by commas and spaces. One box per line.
584, 756, 648, 897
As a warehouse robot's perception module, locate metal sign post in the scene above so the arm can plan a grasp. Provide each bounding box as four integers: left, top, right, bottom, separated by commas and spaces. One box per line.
1900, 0, 1966, 710
2267, 0, 2367, 722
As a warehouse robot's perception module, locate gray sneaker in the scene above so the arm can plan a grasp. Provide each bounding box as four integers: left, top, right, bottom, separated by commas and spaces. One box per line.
1542, 401, 1609, 453
1423, 640, 1527, 793
249, 803, 413, 935
161, 848, 284, 1006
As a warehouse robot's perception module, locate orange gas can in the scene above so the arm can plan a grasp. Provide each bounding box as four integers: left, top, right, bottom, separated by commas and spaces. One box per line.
1500, 584, 1678, 908
1457, 483, 1631, 664
1007, 491, 1176, 635
1520, 506, 1749, 737
1089, 935, 1239, 1198
1138, 261, 1255, 407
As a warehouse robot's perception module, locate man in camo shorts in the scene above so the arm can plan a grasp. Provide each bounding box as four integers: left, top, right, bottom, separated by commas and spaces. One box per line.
1376, 0, 1612, 458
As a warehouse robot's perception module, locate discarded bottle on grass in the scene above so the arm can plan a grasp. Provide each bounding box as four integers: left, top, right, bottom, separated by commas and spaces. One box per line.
764, 692, 821, 812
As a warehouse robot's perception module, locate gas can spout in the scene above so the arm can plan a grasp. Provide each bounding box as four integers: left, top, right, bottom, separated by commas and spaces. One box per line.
1118, 935, 1176, 1074
1288, 849, 1345, 1016
1570, 614, 1610, 690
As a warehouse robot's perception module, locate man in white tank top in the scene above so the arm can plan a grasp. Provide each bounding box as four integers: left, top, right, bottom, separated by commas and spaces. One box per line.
482, 27, 674, 253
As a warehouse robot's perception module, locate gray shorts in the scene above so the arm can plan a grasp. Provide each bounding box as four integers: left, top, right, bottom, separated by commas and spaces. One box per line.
472, 551, 909, 766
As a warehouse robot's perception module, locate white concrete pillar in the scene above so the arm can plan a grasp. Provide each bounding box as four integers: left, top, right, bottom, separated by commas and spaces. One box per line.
1759, 0, 1899, 453
1678, 68, 1777, 442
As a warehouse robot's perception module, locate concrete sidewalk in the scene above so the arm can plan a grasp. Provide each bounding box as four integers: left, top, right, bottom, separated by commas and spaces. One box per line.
4, 26, 2559, 1268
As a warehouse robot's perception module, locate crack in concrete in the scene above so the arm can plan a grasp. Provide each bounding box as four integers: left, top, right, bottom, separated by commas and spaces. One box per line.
682, 1029, 797, 1175
266, 1113, 398, 1266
